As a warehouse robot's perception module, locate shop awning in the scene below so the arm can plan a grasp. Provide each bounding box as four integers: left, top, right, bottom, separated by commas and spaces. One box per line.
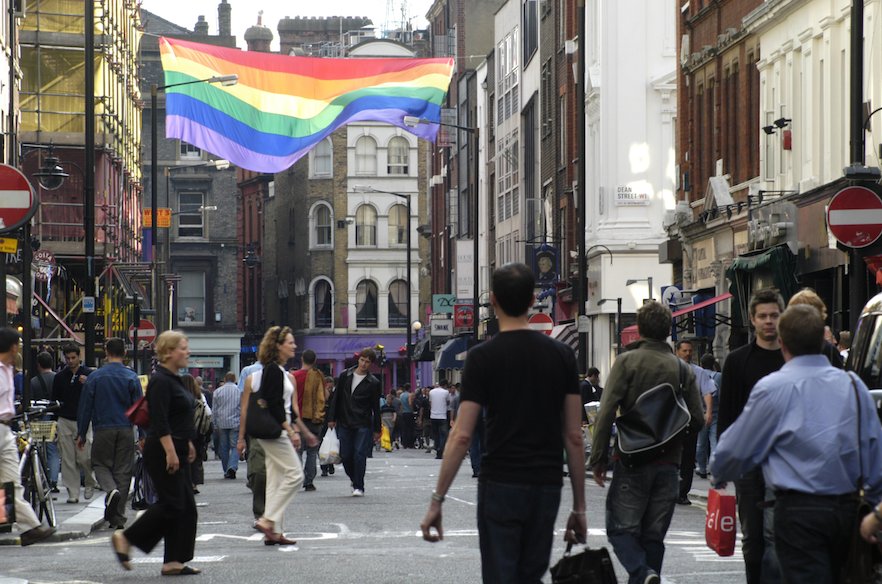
619, 292, 734, 346
551, 322, 578, 353
671, 292, 732, 317
436, 336, 469, 370
727, 244, 799, 327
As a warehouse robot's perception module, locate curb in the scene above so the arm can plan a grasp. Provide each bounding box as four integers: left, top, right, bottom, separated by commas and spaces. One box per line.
0, 498, 107, 546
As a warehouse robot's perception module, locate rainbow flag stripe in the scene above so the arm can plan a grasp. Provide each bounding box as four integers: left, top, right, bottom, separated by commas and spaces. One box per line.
159, 37, 455, 173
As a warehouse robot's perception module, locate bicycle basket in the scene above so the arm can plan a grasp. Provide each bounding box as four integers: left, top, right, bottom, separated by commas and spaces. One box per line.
29, 421, 57, 442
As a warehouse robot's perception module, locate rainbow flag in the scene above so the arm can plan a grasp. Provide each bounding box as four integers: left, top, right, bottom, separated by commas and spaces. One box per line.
159, 37, 455, 173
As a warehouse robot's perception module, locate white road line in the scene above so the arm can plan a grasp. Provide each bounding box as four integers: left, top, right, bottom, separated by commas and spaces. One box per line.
446, 495, 476, 506
131, 555, 226, 564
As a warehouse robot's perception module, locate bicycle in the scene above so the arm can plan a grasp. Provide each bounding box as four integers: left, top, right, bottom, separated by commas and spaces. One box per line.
13, 400, 59, 529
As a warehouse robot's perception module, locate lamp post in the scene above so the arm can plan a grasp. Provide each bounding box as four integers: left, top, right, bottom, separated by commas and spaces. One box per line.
354, 185, 415, 388
151, 74, 237, 330
598, 297, 622, 355
626, 277, 653, 302
403, 115, 480, 348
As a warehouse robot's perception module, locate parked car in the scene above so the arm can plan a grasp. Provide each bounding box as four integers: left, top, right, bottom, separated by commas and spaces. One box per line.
846, 291, 882, 419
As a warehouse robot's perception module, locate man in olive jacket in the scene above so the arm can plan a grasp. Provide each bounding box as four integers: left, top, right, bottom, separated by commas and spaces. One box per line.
326, 348, 381, 497
590, 300, 704, 584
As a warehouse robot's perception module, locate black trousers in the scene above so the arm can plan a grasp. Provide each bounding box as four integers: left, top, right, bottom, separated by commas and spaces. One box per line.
124, 437, 197, 564
399, 413, 415, 448
678, 430, 698, 499
774, 491, 857, 584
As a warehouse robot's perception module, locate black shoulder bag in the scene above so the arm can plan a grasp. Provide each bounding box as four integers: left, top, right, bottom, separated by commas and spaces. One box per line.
245, 366, 284, 440
550, 542, 618, 584
615, 359, 691, 468
841, 373, 882, 584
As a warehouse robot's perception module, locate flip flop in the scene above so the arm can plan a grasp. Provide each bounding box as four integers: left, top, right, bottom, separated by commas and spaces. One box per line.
111, 530, 132, 571
161, 566, 202, 576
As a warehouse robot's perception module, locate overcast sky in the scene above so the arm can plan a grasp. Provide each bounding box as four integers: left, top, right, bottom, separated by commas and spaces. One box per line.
141, 0, 434, 51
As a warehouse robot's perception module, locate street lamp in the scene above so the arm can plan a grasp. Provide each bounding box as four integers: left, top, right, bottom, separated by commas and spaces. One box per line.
151, 74, 237, 330
598, 298, 622, 355
403, 115, 480, 348
354, 185, 416, 388
626, 277, 654, 302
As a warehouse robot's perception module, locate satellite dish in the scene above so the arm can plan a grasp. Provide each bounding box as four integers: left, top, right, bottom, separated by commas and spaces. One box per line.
661, 285, 682, 307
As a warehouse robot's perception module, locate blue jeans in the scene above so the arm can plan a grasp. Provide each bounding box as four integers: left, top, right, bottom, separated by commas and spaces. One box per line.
216, 428, 239, 473
477, 479, 561, 583
431, 419, 448, 458
606, 461, 678, 584
695, 415, 718, 473
46, 440, 60, 484
336, 425, 372, 491
297, 421, 322, 487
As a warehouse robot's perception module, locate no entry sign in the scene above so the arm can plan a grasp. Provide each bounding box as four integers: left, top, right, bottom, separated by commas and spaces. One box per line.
129, 319, 157, 345
0, 164, 37, 234
827, 186, 882, 248
528, 312, 554, 335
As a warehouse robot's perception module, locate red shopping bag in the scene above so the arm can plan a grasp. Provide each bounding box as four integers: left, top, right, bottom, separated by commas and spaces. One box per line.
705, 488, 737, 556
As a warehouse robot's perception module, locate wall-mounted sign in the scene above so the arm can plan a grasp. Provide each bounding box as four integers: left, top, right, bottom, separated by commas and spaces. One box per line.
432, 294, 456, 315
189, 356, 224, 368
430, 318, 453, 337
615, 186, 650, 206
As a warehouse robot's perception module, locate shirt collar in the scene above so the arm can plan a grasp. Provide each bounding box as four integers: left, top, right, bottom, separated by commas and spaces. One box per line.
781, 354, 830, 370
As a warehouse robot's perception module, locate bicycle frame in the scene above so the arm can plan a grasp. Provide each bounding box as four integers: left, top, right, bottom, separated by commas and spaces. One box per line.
14, 402, 58, 529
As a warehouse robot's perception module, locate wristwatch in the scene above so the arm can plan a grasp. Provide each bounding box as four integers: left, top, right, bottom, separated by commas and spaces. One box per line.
431, 491, 445, 503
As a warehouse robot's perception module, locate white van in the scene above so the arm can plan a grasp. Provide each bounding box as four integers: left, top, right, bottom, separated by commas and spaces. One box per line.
846, 291, 882, 418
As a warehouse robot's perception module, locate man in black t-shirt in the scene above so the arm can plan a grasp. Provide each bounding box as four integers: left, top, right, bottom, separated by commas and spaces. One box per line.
716, 289, 786, 584
420, 263, 586, 582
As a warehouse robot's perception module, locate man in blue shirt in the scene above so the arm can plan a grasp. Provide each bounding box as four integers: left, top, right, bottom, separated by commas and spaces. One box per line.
711, 304, 882, 583
77, 337, 142, 528
212, 372, 240, 479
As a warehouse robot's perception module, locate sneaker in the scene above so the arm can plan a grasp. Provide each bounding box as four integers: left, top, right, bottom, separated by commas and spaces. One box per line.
352, 489, 364, 497
695, 470, 708, 479
84, 487, 94, 500
320, 471, 328, 477
644, 570, 661, 584
50, 483, 60, 494
304, 484, 316, 492
104, 489, 121, 523
328, 465, 335, 475
224, 469, 236, 479
676, 496, 692, 506
20, 525, 56, 546
66, 498, 79, 504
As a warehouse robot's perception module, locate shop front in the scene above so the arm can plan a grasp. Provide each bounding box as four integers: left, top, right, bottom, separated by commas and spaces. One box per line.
185, 332, 242, 391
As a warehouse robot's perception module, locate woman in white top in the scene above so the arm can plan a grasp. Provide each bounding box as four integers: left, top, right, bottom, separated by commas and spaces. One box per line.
237, 326, 317, 545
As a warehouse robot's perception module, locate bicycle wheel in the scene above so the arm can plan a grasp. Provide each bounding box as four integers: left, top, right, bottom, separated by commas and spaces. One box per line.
31, 448, 56, 528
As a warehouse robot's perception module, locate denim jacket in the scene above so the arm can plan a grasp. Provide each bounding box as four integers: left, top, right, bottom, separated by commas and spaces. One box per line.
77, 362, 142, 437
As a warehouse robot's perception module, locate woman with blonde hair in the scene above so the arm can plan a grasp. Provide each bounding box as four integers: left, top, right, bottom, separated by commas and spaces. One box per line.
111, 330, 201, 576
237, 325, 317, 545
787, 288, 844, 368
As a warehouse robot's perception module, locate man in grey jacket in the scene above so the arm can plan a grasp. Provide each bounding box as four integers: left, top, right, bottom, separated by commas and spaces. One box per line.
590, 300, 704, 584
77, 337, 142, 528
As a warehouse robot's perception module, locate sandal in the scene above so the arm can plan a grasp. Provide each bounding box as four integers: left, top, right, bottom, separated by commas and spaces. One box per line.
161, 565, 202, 576
264, 534, 297, 546
111, 530, 132, 571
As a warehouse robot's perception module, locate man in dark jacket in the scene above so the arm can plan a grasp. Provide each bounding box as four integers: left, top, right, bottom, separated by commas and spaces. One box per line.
590, 300, 704, 584
326, 348, 381, 497
77, 337, 142, 528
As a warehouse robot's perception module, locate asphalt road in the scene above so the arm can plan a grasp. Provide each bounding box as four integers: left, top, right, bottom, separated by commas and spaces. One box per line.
2, 449, 746, 583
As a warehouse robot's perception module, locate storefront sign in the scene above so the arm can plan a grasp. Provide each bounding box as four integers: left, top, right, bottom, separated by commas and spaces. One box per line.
430, 317, 453, 337
432, 294, 456, 315
455, 240, 474, 299
692, 238, 716, 289
189, 356, 224, 368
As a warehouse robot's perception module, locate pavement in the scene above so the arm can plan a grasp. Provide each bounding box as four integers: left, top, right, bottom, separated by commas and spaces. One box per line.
0, 488, 109, 547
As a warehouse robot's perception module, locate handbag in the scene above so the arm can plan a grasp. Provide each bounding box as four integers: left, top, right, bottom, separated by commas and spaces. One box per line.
841, 373, 882, 584
125, 395, 149, 428
550, 542, 618, 583
0, 482, 14, 526
245, 390, 284, 440
705, 488, 737, 556
615, 359, 690, 468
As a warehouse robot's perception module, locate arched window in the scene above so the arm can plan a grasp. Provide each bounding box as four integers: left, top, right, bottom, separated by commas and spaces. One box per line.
387, 136, 409, 175
388, 204, 408, 245
312, 137, 332, 177
355, 204, 377, 246
312, 203, 332, 247
388, 279, 408, 328
313, 279, 332, 328
355, 136, 377, 175
355, 280, 378, 328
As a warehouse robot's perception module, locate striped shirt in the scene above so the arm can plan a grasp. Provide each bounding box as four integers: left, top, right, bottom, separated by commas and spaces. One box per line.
211, 382, 241, 430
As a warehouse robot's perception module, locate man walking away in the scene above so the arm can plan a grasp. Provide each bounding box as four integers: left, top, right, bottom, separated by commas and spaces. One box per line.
398, 383, 414, 448
212, 372, 240, 479
294, 349, 326, 491
0, 328, 56, 545
237, 362, 265, 522
31, 351, 60, 492
590, 301, 704, 584
77, 337, 141, 528
712, 304, 882, 583
717, 288, 785, 584
420, 263, 587, 582
695, 353, 720, 479
326, 348, 381, 496
428, 380, 450, 459
52, 342, 97, 503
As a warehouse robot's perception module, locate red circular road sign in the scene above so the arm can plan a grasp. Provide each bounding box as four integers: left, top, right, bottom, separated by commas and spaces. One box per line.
128, 319, 157, 345
827, 186, 882, 248
0, 164, 37, 234
528, 312, 554, 335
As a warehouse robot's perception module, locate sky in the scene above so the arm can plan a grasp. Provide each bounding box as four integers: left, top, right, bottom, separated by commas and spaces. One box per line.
141, 0, 434, 51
